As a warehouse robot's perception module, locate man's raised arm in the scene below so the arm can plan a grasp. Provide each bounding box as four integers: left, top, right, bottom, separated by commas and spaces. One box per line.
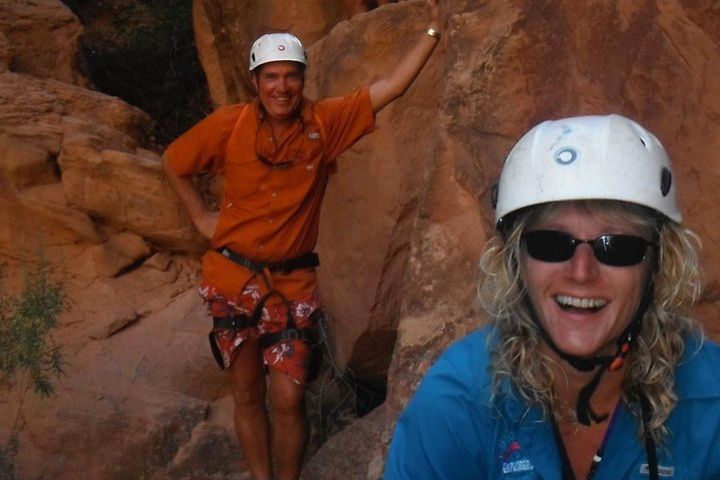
369, 0, 442, 113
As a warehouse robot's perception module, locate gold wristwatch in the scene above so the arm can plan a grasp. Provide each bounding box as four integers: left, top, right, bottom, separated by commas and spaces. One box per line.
426, 27, 441, 40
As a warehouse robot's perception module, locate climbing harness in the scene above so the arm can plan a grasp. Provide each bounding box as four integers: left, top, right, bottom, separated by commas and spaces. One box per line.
209, 246, 325, 381
216, 247, 319, 274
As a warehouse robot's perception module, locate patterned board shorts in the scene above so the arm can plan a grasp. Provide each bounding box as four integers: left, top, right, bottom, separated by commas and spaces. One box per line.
200, 279, 322, 385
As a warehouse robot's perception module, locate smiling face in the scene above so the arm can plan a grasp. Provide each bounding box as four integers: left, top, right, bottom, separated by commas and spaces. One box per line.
520, 203, 655, 359
252, 61, 304, 124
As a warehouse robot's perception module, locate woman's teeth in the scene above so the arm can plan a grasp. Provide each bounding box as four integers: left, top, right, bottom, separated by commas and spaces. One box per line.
555, 295, 607, 311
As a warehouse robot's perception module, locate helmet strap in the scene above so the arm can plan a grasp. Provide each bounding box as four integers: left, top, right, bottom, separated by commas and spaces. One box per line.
522, 277, 655, 426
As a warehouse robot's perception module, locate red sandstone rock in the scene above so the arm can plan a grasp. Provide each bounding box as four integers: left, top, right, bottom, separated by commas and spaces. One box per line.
0, 31, 10, 72
304, 1, 720, 478
0, 0, 87, 85
192, 0, 354, 107
1, 1, 720, 479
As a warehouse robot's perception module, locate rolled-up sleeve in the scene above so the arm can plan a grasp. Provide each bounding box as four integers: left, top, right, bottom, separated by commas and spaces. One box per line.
313, 87, 375, 163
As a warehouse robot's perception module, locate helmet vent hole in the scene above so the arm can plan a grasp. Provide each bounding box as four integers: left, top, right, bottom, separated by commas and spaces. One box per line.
554, 147, 579, 165
661, 168, 672, 197
639, 137, 648, 149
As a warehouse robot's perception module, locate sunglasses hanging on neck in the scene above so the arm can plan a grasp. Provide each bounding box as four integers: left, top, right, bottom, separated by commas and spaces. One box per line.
255, 107, 306, 170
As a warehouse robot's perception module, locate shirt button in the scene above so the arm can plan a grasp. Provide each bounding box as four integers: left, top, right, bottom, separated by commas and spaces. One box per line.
259, 245, 264, 250
226, 202, 233, 208
267, 218, 273, 224
271, 192, 277, 198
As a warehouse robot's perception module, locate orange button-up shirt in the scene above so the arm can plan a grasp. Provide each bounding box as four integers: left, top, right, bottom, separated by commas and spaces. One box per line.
165, 88, 375, 304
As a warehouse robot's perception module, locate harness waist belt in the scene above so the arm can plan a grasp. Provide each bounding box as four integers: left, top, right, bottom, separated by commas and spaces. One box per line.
216, 247, 319, 274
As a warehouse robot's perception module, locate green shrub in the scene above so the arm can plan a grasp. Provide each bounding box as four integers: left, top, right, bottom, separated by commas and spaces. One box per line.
0, 260, 67, 479
0, 261, 66, 396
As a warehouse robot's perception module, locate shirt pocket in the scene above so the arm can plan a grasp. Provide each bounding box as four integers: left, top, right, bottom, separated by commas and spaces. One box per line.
223, 154, 267, 202
283, 128, 324, 184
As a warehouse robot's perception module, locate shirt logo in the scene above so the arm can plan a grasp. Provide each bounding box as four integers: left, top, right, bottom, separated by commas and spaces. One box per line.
500, 440, 534, 475
502, 441, 521, 461
640, 464, 674, 477
308, 132, 320, 140
503, 459, 534, 474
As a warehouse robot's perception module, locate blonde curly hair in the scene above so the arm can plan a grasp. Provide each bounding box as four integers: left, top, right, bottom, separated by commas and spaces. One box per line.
478, 200, 702, 440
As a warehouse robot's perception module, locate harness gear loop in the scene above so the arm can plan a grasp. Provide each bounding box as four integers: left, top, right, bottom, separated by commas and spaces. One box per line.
261, 266, 274, 290
258, 311, 322, 349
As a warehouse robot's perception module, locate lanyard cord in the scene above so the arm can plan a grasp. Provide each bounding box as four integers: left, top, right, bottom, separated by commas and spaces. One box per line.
551, 399, 658, 480
551, 401, 620, 480
640, 394, 659, 480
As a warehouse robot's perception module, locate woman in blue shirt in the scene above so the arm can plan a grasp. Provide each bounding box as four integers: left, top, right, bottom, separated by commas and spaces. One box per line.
384, 114, 720, 479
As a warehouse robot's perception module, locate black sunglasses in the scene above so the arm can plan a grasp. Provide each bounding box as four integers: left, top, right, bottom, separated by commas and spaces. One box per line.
521, 230, 657, 267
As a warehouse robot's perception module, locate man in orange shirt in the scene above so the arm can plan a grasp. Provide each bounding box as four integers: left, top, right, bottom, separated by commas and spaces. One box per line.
163, 2, 442, 479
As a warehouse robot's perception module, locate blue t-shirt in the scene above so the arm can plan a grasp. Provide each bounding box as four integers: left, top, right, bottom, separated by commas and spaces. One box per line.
384, 326, 720, 479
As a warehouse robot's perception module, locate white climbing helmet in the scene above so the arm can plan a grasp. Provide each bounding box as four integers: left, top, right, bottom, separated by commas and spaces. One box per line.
494, 114, 681, 226
249, 33, 307, 71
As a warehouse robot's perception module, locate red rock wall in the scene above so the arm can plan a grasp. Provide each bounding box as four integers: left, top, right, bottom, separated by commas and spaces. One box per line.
0, 0, 88, 86
298, 1, 720, 478
193, 0, 356, 107
0, 2, 223, 479
2, 0, 720, 479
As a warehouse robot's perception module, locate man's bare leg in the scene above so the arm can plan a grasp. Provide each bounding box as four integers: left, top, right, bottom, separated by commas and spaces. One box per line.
229, 335, 272, 480
269, 368, 307, 480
